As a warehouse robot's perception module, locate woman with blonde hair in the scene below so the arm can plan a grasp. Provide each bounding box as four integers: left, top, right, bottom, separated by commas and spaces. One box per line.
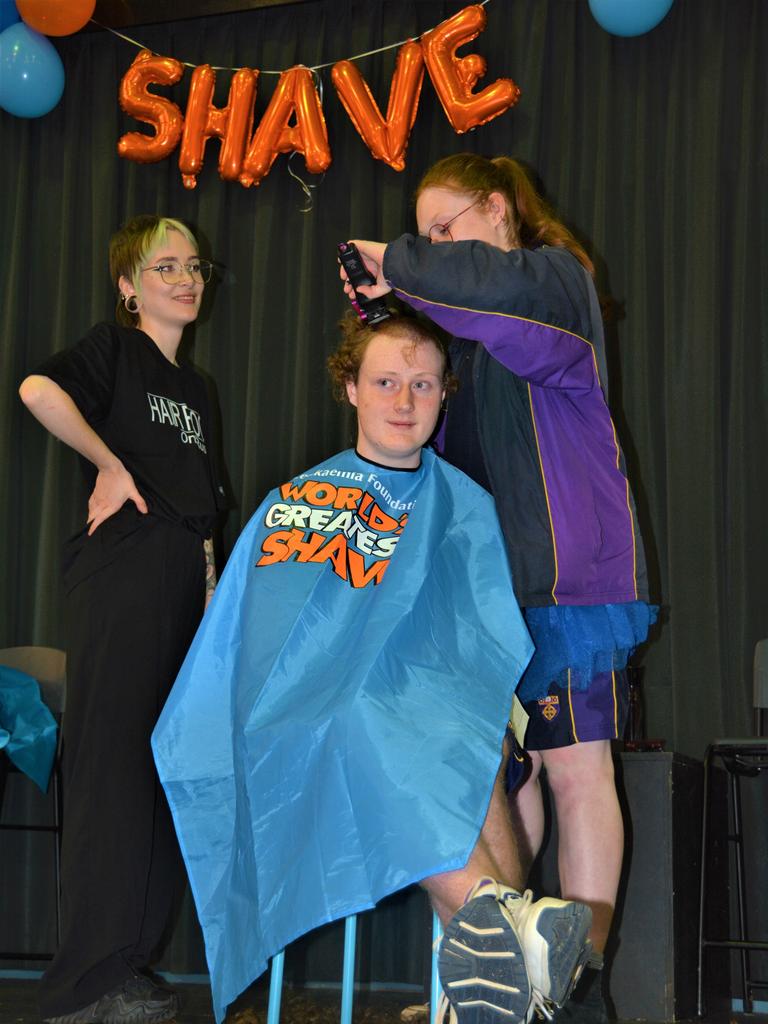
20, 215, 226, 1024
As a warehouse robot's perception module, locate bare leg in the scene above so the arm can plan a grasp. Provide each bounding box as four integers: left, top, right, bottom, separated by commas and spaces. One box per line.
422, 751, 593, 1023
539, 740, 623, 954
422, 768, 525, 924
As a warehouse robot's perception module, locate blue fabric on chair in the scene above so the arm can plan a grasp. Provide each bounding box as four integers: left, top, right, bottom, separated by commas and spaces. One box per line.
0, 665, 58, 791
153, 448, 533, 1023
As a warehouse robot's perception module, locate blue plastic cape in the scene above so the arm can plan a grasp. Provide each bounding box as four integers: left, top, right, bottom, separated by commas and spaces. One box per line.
0, 665, 57, 791
152, 448, 532, 1022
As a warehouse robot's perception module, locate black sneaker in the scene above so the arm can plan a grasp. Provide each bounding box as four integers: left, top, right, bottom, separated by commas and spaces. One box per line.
43, 975, 178, 1024
552, 968, 608, 1024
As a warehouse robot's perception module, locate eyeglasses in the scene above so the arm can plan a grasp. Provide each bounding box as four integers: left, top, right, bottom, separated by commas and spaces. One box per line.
141, 259, 213, 284
426, 199, 481, 243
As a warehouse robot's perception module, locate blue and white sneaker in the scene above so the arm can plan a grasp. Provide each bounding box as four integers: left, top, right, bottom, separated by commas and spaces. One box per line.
506, 888, 592, 1009
437, 880, 592, 1024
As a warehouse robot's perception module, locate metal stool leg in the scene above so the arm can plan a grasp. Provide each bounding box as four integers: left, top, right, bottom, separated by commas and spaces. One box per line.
266, 949, 285, 1024
53, 763, 62, 946
340, 915, 357, 1024
697, 746, 712, 1017
697, 746, 768, 1017
730, 771, 751, 1012
431, 912, 443, 1024
266, 910, 444, 1023
267, 917, 357, 1024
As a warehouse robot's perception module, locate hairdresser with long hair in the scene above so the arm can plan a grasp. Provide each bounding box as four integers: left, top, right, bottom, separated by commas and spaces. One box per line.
343, 153, 656, 1024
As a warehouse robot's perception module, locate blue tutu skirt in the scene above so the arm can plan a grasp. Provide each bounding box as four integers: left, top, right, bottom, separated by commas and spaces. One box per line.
518, 601, 658, 702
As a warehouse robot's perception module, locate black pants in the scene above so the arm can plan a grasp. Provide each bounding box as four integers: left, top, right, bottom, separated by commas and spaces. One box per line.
39, 511, 205, 1018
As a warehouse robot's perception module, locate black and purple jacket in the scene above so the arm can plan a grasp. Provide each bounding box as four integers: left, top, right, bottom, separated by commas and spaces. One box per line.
383, 235, 648, 610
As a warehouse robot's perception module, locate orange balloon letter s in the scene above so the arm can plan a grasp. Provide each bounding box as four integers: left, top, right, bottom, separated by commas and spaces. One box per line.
117, 51, 185, 165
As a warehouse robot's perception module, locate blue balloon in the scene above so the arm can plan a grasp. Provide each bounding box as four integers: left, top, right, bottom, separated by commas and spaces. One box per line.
0, 0, 20, 33
588, 0, 674, 37
0, 22, 65, 118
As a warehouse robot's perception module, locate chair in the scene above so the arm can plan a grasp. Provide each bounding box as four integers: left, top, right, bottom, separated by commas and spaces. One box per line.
0, 645, 66, 960
697, 639, 768, 1016
264, 912, 444, 1024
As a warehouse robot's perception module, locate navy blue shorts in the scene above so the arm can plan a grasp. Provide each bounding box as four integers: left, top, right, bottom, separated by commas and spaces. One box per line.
522, 669, 629, 750
504, 728, 528, 791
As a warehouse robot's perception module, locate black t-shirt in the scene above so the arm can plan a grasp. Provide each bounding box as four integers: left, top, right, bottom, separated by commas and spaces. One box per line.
35, 322, 226, 537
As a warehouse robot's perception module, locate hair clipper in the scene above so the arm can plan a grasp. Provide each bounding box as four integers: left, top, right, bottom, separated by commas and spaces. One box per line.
338, 242, 391, 326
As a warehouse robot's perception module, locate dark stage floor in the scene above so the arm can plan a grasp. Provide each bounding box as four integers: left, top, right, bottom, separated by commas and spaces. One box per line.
0, 979, 421, 1024
2, 979, 766, 1024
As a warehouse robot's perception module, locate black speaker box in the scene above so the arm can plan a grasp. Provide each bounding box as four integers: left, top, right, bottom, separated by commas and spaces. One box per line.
532, 750, 729, 1022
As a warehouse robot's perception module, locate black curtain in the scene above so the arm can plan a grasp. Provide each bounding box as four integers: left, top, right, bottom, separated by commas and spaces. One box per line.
2, 0, 766, 814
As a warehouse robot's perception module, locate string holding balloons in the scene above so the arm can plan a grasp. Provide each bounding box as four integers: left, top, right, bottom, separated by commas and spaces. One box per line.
0, 0, 95, 118
117, 3, 522, 189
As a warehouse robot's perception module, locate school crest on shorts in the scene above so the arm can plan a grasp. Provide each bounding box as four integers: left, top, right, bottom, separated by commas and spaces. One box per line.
538, 695, 560, 722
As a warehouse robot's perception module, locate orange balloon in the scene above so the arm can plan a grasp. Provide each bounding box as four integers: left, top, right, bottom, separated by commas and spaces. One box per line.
16, 0, 96, 36
331, 41, 424, 172
117, 51, 185, 165
421, 4, 521, 134
240, 66, 331, 188
178, 65, 258, 189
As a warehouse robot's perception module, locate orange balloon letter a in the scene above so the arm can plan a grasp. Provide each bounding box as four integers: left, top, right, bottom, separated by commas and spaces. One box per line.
239, 67, 331, 188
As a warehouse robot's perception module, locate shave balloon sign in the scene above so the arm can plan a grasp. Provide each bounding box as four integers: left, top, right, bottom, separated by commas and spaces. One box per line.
116, 5, 521, 190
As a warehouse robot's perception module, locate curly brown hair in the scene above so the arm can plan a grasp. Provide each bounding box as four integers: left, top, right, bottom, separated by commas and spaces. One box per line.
328, 310, 457, 403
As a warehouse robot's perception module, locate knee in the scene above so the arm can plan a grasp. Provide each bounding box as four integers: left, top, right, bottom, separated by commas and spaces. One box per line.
544, 743, 616, 800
